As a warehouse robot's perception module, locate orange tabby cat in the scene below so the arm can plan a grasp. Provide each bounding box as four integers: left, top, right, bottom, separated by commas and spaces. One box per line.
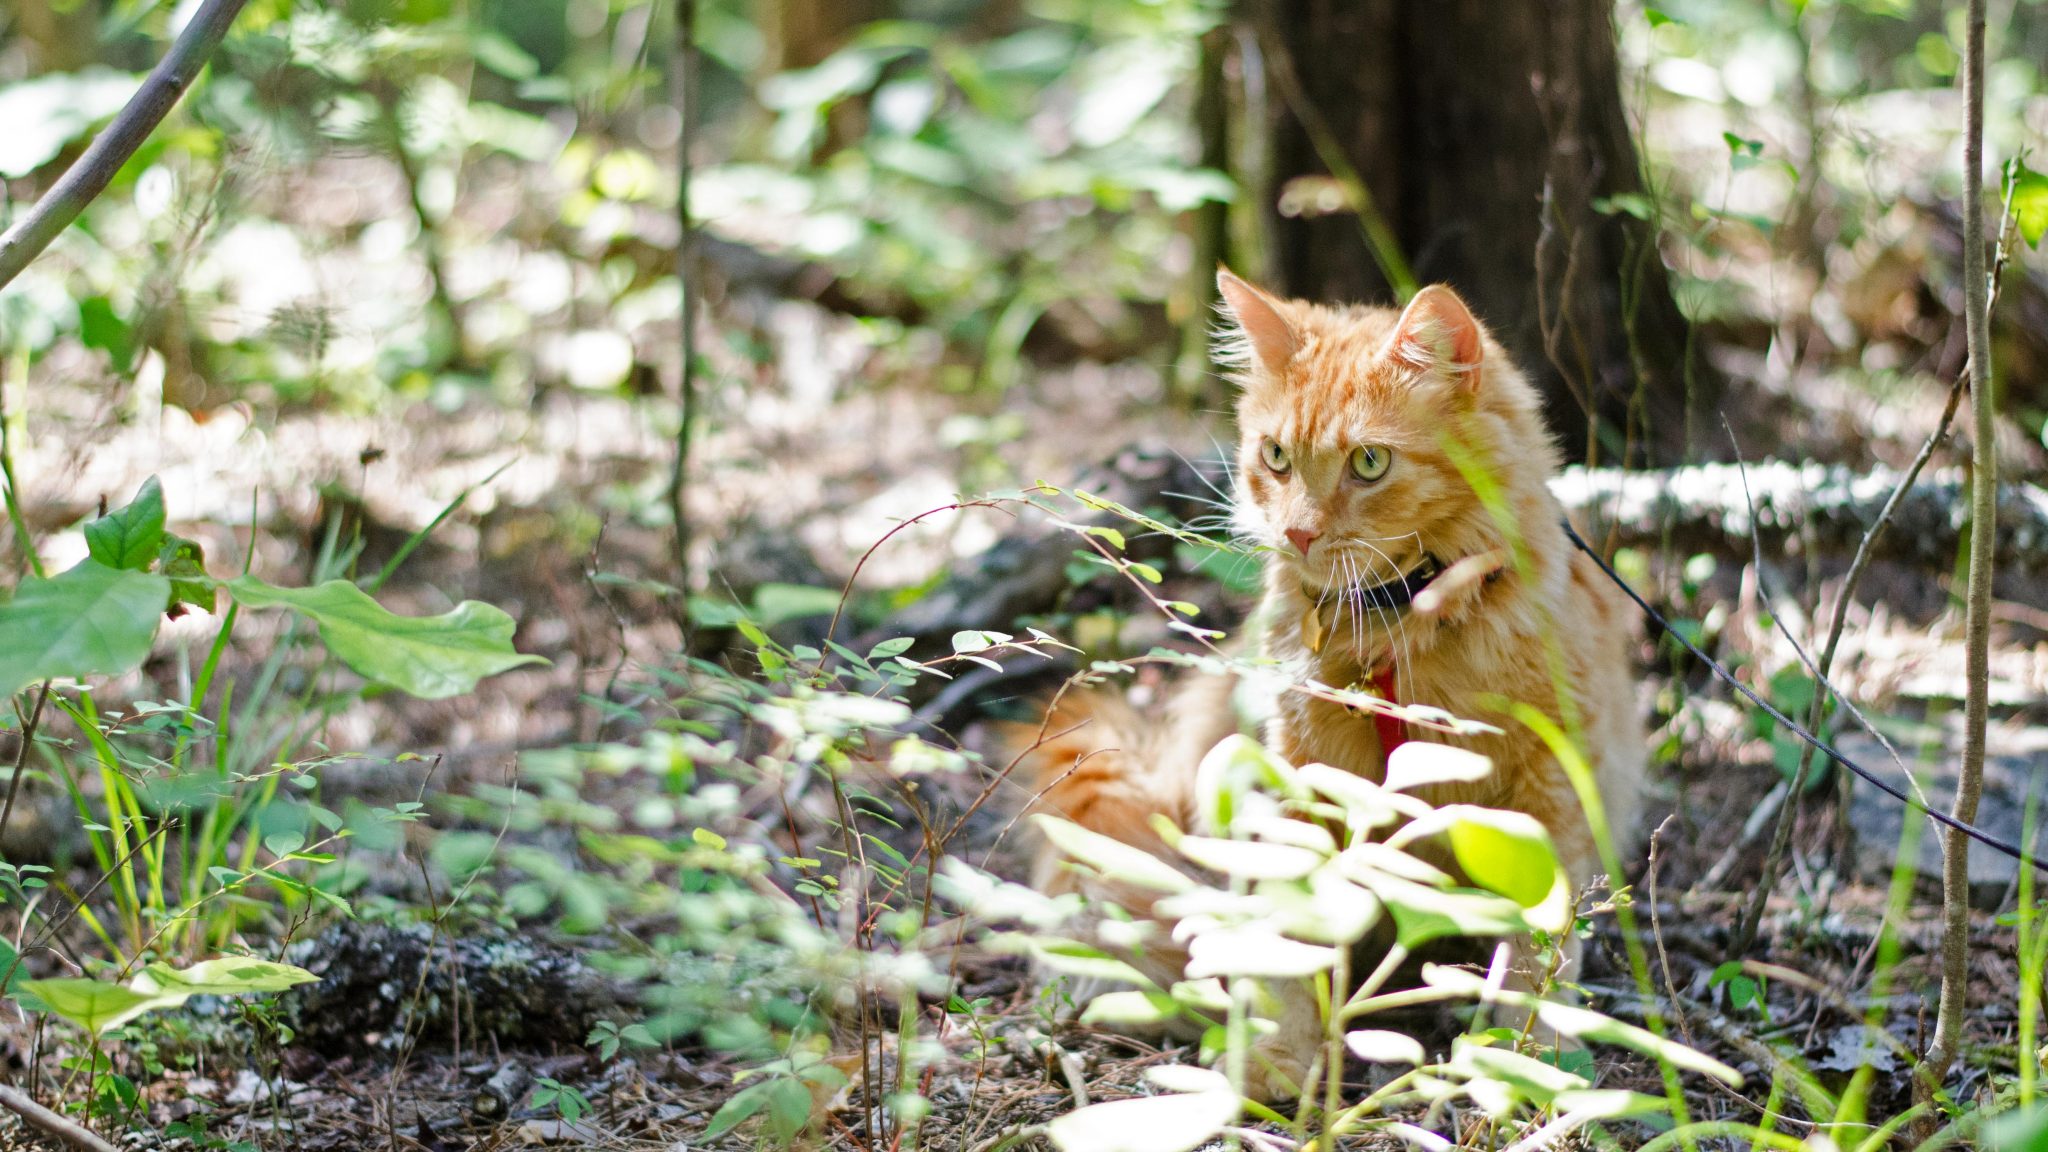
1025, 271, 1646, 1097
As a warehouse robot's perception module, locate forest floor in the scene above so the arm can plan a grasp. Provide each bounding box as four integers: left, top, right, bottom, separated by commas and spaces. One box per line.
5, 272, 2046, 1149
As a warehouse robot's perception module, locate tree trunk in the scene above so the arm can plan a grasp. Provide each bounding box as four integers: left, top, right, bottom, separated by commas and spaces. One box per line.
1255, 0, 1715, 467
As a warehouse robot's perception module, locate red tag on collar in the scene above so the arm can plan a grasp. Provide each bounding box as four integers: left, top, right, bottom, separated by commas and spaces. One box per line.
1370, 663, 1409, 758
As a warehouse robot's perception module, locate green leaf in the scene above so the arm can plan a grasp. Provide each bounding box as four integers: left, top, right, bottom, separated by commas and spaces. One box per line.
1450, 1036, 1589, 1106
1033, 815, 1193, 893
764, 1077, 813, 1142
1185, 928, 1338, 979
1046, 1066, 1236, 1152
2006, 161, 2048, 249
0, 560, 170, 699
1174, 836, 1320, 881
1079, 990, 1178, 1028
1363, 874, 1530, 950
227, 576, 547, 699
703, 1080, 772, 1139
134, 957, 318, 998
83, 477, 166, 571
868, 636, 915, 661
750, 583, 842, 627
1346, 1030, 1425, 1065
1442, 807, 1561, 909
17, 978, 166, 1037
1423, 965, 1743, 1085
1382, 742, 1494, 793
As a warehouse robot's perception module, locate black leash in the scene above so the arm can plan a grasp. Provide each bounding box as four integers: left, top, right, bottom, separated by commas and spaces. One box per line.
1558, 518, 2046, 876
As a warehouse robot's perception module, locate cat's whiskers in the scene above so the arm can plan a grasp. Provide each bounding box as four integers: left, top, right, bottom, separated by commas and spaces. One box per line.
1350, 538, 1418, 697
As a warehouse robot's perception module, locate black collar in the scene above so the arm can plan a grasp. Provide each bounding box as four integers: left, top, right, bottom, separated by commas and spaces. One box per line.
1302, 554, 1445, 613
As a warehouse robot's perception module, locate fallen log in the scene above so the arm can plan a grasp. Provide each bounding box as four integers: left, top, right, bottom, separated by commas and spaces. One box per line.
1553, 461, 2048, 573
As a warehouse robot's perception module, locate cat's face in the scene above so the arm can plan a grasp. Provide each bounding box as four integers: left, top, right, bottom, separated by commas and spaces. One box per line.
1220, 274, 1491, 596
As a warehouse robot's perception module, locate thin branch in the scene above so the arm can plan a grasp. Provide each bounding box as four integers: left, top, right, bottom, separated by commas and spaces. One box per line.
1926, 0, 1993, 1100
0, 1083, 119, 1152
665, 0, 700, 631
0, 0, 251, 293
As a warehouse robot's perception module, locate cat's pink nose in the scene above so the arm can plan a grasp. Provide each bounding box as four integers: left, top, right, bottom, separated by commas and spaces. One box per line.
1285, 527, 1320, 555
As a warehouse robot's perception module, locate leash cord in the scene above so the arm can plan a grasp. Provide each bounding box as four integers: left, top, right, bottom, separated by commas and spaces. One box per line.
1559, 518, 2045, 875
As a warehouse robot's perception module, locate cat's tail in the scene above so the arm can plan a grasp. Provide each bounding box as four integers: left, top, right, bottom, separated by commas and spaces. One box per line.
1009, 673, 1241, 897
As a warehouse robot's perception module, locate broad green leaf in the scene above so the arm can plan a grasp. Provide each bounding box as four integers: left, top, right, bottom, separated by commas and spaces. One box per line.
1295, 762, 1403, 830
1382, 742, 1493, 793
999, 937, 1157, 989
1046, 1066, 1236, 1152
0, 561, 169, 699
228, 576, 547, 699
1185, 928, 1337, 979
134, 957, 318, 998
1034, 815, 1193, 893
16, 978, 167, 1036
1442, 807, 1562, 910
1175, 836, 1320, 881
703, 1080, 773, 1139
1346, 1030, 1426, 1065
868, 636, 915, 661
83, 476, 166, 571
1080, 990, 1177, 1027
1450, 1035, 1588, 1106
750, 582, 842, 627
2008, 161, 2048, 249
0, 936, 18, 995
1363, 874, 1529, 949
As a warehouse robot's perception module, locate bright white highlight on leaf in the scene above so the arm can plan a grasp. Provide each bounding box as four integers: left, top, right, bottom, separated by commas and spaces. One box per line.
1382, 742, 1494, 793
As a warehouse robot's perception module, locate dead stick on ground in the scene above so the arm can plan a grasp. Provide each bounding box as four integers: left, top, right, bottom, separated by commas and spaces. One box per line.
0, 1083, 120, 1152
0, 0, 250, 292
1924, 0, 1993, 1109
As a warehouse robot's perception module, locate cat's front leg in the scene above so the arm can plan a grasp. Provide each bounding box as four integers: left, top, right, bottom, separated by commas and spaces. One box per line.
1237, 977, 1322, 1102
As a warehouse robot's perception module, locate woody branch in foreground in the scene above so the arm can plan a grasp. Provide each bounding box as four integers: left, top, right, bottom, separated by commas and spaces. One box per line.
0, 0, 251, 293
1924, 0, 1994, 1107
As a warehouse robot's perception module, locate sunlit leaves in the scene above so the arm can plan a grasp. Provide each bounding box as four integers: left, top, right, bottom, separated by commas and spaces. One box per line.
1033, 815, 1193, 894
1046, 1065, 1237, 1152
1347, 1029, 1426, 1066
1382, 742, 1494, 794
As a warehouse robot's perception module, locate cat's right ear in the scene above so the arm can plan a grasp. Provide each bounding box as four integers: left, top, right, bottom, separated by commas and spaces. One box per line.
1216, 268, 1297, 379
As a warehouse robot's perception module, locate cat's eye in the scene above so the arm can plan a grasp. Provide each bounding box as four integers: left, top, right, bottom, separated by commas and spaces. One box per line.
1260, 439, 1290, 474
1350, 444, 1392, 482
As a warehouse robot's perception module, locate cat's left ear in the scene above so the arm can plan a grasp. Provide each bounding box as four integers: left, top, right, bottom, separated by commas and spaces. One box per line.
1386, 284, 1485, 394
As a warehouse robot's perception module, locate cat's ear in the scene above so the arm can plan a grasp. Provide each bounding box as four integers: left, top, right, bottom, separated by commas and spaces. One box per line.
1217, 268, 1297, 379
1386, 284, 1484, 393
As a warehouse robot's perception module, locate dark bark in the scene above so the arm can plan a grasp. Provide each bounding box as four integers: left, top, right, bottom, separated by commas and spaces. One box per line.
1255, 0, 1716, 467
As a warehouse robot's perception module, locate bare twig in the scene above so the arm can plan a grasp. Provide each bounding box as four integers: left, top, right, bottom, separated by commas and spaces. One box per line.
0, 1082, 120, 1152
0, 0, 251, 292
0, 683, 49, 839
1925, 0, 1993, 1103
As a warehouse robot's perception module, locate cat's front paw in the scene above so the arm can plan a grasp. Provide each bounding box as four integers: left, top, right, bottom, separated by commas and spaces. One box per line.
1237, 1039, 1312, 1103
